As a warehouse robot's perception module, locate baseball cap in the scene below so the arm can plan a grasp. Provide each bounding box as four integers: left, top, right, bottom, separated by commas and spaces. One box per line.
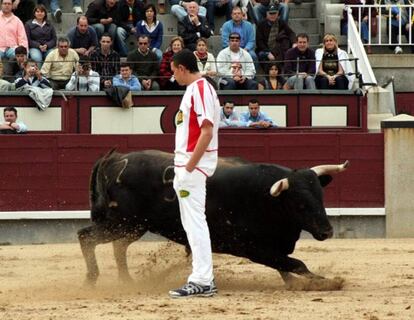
267, 4, 279, 13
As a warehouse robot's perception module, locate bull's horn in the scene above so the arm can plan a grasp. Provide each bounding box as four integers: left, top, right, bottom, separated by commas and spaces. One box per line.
311, 160, 349, 176
270, 178, 289, 197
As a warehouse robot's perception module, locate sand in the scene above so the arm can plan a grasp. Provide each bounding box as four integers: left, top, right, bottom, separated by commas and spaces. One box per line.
0, 238, 414, 320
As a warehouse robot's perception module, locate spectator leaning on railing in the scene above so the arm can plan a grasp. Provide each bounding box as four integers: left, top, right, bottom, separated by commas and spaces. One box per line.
113, 62, 141, 91
0, 106, 27, 134
239, 98, 275, 128
219, 100, 243, 128
258, 62, 286, 90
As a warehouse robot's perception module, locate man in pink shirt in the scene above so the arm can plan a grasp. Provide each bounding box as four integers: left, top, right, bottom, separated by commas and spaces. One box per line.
0, 0, 28, 59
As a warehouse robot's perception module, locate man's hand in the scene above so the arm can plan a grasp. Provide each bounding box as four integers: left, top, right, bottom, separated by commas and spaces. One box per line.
190, 14, 199, 25
104, 80, 112, 87
100, 17, 113, 25
39, 44, 47, 52
267, 52, 275, 60
142, 79, 151, 90
76, 48, 88, 55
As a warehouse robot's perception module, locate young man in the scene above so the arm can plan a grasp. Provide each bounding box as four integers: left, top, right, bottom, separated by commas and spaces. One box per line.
15, 59, 51, 88
240, 98, 274, 128
219, 100, 241, 128
65, 57, 100, 92
112, 63, 141, 91
0, 106, 27, 133
169, 49, 220, 298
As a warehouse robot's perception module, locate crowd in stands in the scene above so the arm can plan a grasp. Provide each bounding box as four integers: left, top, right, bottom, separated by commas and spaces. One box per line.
5, 0, 401, 97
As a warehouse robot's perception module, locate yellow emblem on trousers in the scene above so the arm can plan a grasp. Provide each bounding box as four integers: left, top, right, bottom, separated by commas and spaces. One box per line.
179, 189, 190, 198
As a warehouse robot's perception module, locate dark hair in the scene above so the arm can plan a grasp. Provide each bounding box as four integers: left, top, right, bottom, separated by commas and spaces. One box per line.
100, 33, 113, 41
196, 37, 208, 46
137, 34, 150, 42
232, 6, 243, 13
223, 100, 234, 106
15, 46, 27, 55
173, 49, 199, 73
33, 4, 47, 21
144, 3, 157, 23
77, 15, 88, 25
296, 33, 309, 42
58, 36, 70, 45
248, 98, 259, 105
229, 32, 241, 39
3, 106, 17, 115
120, 62, 131, 69
265, 61, 282, 75
23, 59, 36, 67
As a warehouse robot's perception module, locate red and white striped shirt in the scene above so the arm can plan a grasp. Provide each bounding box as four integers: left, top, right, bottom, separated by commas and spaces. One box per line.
174, 77, 220, 177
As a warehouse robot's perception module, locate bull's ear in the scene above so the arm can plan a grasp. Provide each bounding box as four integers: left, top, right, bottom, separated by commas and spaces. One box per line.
270, 178, 289, 197
318, 175, 333, 187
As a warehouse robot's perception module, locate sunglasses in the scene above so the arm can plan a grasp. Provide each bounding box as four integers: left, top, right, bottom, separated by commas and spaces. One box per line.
138, 42, 149, 45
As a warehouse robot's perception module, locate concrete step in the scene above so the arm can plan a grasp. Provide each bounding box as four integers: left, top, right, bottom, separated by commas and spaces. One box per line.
289, 2, 316, 19
49, 13, 78, 35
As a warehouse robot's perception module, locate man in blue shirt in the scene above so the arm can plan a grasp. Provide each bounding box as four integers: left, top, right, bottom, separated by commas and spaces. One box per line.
240, 98, 275, 128
113, 63, 141, 91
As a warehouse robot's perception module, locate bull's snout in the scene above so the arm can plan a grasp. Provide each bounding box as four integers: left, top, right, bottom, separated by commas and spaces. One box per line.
315, 226, 333, 241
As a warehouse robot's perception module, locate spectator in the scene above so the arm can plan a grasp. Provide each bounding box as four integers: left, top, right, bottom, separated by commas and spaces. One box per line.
12, 0, 35, 24
15, 59, 51, 88
25, 4, 57, 64
159, 36, 186, 90
194, 37, 217, 80
90, 33, 120, 90
65, 57, 100, 91
0, 0, 28, 59
178, 1, 211, 51
256, 4, 295, 68
253, 0, 291, 24
258, 62, 285, 90
216, 32, 257, 90
39, 0, 83, 23
170, 0, 207, 22
86, 0, 119, 46
118, 0, 144, 52
383, 0, 413, 54
240, 98, 274, 128
219, 100, 241, 127
283, 33, 316, 90
0, 106, 27, 133
3, 45, 27, 82
221, 6, 257, 63
135, 4, 163, 61
315, 33, 354, 90
127, 35, 159, 90
204, 0, 232, 33
113, 62, 141, 91
67, 16, 98, 59
41, 37, 80, 90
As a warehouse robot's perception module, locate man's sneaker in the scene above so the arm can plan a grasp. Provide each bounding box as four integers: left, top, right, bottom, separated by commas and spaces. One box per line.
169, 281, 217, 298
394, 46, 403, 54
53, 9, 62, 23
73, 6, 83, 14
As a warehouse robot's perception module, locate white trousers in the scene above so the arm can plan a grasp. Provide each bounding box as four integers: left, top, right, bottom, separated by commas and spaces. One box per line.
174, 167, 214, 286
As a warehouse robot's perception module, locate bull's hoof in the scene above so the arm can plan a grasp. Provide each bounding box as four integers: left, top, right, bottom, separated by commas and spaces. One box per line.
285, 276, 345, 291
83, 272, 99, 288
119, 274, 135, 286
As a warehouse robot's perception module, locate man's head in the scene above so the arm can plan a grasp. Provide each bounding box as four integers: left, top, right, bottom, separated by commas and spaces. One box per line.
1, 0, 13, 15
223, 101, 235, 117
231, 6, 243, 23
57, 37, 70, 57
296, 33, 310, 52
171, 49, 199, 85
105, 0, 117, 8
100, 33, 113, 51
23, 60, 38, 77
79, 57, 92, 75
15, 46, 27, 65
3, 106, 17, 123
229, 32, 241, 52
120, 63, 132, 80
137, 35, 150, 53
248, 99, 260, 117
186, 1, 199, 16
77, 16, 89, 34
266, 4, 279, 22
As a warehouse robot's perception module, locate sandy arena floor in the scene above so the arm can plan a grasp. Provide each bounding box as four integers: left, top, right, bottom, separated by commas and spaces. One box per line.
0, 238, 414, 320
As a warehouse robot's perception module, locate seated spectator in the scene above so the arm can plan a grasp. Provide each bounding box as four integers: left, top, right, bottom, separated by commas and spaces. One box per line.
194, 38, 217, 80
219, 100, 242, 127
135, 4, 163, 61
159, 36, 186, 90
258, 62, 285, 90
221, 6, 257, 63
67, 16, 99, 58
41, 37, 80, 90
204, 0, 232, 33
86, 0, 119, 47
12, 0, 35, 24
3, 45, 27, 82
65, 57, 100, 91
118, 0, 144, 56
216, 32, 257, 90
90, 33, 120, 90
256, 4, 295, 69
0, 0, 28, 60
253, 0, 291, 24
0, 106, 27, 133
170, 0, 207, 22
283, 33, 316, 90
113, 62, 141, 91
383, 0, 413, 54
127, 35, 159, 90
39, 0, 83, 23
25, 4, 57, 64
315, 33, 354, 90
240, 98, 274, 128
178, 1, 211, 51
341, 0, 376, 54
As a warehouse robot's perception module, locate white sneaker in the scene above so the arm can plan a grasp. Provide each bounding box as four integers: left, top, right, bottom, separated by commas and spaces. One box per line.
394, 46, 403, 54
73, 6, 83, 14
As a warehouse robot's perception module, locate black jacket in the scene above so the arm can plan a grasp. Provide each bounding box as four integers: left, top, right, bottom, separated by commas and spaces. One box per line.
86, 0, 120, 25
117, 0, 145, 33
177, 15, 211, 51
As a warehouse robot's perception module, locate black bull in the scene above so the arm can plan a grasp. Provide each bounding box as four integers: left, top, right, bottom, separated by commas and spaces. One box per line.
78, 150, 349, 287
